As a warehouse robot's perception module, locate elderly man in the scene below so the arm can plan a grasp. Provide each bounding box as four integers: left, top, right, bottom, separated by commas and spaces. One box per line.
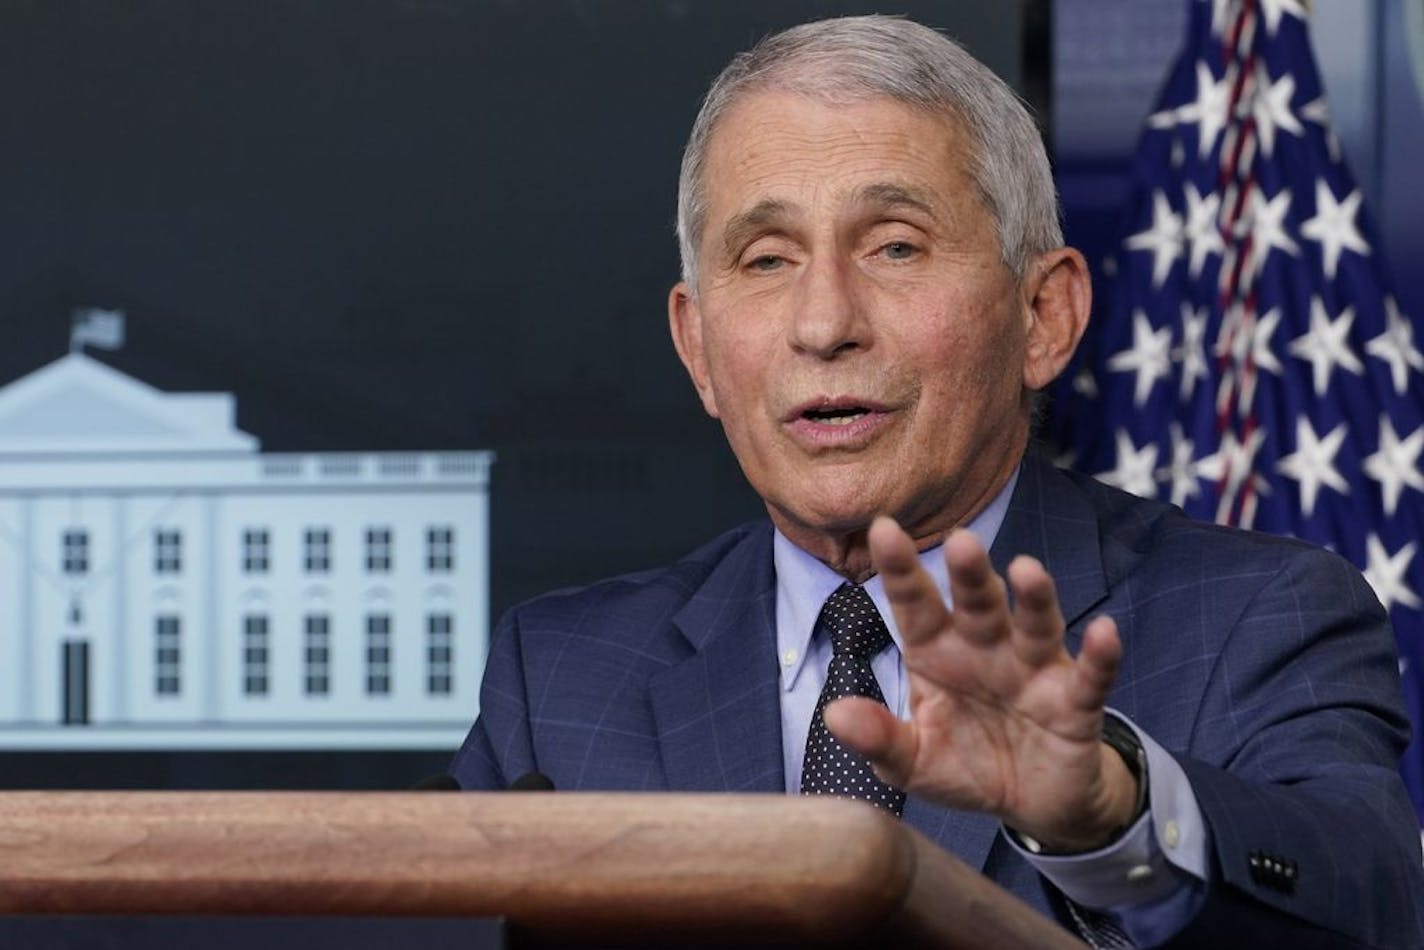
453, 16, 1424, 946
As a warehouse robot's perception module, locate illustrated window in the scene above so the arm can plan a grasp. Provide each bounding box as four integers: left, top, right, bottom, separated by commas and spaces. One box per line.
426, 613, 453, 695
155, 615, 181, 696
366, 614, 392, 695
304, 527, 331, 574
243, 529, 270, 574
154, 529, 182, 574
365, 527, 392, 573
243, 615, 269, 696
425, 526, 454, 573
304, 614, 331, 695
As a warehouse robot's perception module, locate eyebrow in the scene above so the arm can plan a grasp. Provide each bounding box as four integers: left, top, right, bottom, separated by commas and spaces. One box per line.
719, 199, 793, 263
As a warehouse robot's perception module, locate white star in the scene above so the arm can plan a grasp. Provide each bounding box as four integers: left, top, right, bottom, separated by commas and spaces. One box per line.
1073, 365, 1099, 399
1196, 427, 1271, 526
1125, 191, 1184, 288
1259, 0, 1308, 34
1174, 304, 1211, 400
1160, 422, 1201, 507
1243, 187, 1299, 281
1196, 428, 1266, 485
1301, 96, 1343, 162
1182, 184, 1224, 277
1215, 306, 1282, 418
1152, 61, 1231, 159
1286, 298, 1364, 395
1209, 0, 1233, 36
1251, 65, 1304, 157
1365, 297, 1424, 395
1108, 311, 1174, 406
1300, 180, 1370, 279
1098, 430, 1160, 499
1364, 534, 1421, 612
1275, 416, 1349, 516
1250, 309, 1286, 377
1363, 416, 1424, 516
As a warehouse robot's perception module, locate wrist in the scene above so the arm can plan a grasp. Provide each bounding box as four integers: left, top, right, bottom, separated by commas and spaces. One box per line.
1010, 715, 1149, 855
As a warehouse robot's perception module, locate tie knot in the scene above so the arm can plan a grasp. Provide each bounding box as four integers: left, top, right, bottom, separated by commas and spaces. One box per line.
818, 583, 891, 659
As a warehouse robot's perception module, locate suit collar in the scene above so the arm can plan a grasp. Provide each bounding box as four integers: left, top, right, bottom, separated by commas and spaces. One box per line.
650, 522, 785, 793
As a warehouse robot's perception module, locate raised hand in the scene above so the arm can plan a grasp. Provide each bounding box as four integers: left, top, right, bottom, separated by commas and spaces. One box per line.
824, 516, 1138, 852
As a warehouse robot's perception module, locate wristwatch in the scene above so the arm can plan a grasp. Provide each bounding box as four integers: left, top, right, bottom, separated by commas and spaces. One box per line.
1100, 712, 1150, 834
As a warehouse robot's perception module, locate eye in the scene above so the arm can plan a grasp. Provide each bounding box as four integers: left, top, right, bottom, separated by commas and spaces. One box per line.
747, 254, 785, 272
881, 241, 918, 261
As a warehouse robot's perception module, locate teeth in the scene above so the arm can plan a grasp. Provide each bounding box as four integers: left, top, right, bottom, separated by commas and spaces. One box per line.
809, 410, 867, 425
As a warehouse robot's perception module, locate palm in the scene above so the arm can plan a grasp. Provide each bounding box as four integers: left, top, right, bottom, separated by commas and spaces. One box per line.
825, 517, 1127, 849
901, 646, 1103, 822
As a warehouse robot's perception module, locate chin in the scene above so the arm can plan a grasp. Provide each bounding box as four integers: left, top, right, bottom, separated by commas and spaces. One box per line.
774, 493, 885, 540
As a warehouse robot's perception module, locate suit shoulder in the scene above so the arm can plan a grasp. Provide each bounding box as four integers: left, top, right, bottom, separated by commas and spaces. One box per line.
1060, 466, 1352, 576
502, 520, 770, 630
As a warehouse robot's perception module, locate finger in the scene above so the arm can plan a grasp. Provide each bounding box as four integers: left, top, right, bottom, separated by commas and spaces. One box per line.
1007, 555, 1066, 666
869, 516, 951, 647
824, 696, 917, 788
1070, 614, 1122, 714
943, 529, 1010, 645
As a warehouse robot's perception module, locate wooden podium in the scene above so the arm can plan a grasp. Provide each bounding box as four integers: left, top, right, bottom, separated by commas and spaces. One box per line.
0, 791, 1084, 948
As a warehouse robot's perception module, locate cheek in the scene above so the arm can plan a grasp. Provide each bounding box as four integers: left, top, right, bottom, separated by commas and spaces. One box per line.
702, 298, 783, 386
702, 328, 769, 425
909, 313, 1023, 418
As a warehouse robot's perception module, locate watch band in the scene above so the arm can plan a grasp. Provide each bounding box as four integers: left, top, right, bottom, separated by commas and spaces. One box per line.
1101, 711, 1150, 831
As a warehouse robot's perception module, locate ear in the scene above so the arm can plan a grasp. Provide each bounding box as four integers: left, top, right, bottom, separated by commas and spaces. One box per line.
1020, 247, 1092, 392
668, 281, 721, 418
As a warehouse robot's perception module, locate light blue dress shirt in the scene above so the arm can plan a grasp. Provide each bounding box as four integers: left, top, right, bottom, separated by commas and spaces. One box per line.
772, 470, 1209, 942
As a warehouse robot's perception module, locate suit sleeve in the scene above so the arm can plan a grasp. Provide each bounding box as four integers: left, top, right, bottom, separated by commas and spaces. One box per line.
449, 607, 537, 790
1164, 545, 1424, 947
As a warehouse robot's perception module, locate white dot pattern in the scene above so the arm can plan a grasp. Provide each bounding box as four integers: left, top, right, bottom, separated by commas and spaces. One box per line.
799, 583, 906, 816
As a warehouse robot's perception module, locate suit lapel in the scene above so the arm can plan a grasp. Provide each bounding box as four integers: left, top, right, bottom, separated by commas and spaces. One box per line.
649, 523, 786, 793
911, 454, 1112, 868
990, 453, 1109, 643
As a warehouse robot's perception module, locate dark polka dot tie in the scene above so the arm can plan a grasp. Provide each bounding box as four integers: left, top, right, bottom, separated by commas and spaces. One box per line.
799, 583, 906, 816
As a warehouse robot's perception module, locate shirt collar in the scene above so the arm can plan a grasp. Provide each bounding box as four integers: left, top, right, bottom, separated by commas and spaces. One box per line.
772, 466, 1019, 690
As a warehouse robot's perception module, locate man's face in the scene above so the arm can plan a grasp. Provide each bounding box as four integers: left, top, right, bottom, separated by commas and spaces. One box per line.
670, 92, 1068, 555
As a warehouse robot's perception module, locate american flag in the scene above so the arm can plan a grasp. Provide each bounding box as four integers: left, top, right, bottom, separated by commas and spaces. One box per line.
1050, 0, 1424, 822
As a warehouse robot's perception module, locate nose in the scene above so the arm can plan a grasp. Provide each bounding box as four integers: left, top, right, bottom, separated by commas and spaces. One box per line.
788, 256, 869, 359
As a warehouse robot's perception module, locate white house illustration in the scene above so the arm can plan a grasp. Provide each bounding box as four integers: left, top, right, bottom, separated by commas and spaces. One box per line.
0, 350, 493, 749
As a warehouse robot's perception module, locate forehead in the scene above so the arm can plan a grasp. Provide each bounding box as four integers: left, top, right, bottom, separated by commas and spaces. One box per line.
699, 91, 977, 223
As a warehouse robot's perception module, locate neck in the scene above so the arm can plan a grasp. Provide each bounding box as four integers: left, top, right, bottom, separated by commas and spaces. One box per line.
771, 458, 1021, 582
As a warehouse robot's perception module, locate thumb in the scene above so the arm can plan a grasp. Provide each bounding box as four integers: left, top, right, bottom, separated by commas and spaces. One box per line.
824, 696, 918, 788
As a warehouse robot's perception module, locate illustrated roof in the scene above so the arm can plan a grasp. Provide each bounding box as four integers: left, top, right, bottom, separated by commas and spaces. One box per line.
0, 354, 259, 455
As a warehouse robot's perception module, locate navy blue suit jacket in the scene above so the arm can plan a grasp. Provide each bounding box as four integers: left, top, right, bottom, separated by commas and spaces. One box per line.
454, 455, 1424, 946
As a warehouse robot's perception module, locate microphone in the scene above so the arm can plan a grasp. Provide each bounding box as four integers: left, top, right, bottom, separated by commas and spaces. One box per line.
508, 771, 555, 792
410, 773, 460, 791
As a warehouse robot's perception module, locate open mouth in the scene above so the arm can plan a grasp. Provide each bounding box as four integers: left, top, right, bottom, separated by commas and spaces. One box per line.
802, 406, 871, 426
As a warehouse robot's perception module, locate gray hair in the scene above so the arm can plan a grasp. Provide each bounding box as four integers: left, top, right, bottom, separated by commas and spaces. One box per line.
675, 15, 1061, 291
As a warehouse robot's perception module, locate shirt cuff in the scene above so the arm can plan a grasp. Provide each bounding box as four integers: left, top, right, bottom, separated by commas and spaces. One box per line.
1003, 709, 1209, 908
